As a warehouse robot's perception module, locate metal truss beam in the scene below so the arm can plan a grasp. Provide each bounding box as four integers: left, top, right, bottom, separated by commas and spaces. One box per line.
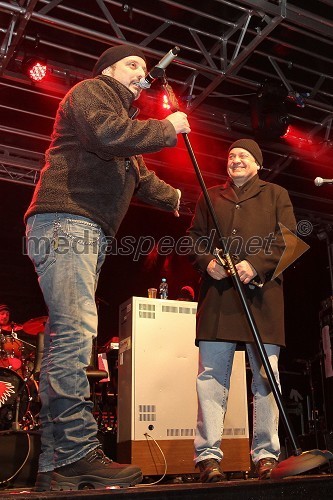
0, 0, 39, 74
235, 0, 333, 39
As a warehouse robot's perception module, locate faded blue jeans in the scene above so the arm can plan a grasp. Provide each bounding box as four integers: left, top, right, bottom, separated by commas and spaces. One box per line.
194, 341, 280, 465
26, 213, 107, 472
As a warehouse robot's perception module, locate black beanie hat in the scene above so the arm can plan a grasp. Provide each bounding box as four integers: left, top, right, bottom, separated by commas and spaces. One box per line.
228, 138, 263, 168
93, 45, 146, 77
0, 304, 10, 312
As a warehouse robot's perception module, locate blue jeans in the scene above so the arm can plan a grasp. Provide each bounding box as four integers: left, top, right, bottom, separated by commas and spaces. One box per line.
194, 341, 280, 465
26, 213, 107, 471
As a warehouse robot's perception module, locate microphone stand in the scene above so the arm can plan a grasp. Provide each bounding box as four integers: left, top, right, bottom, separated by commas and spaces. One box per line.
11, 373, 32, 431
160, 75, 333, 477
10, 326, 40, 431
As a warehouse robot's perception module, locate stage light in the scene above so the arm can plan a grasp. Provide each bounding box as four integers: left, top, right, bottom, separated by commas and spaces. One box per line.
22, 57, 47, 82
162, 94, 171, 110
251, 82, 289, 139
281, 126, 291, 138
282, 125, 314, 150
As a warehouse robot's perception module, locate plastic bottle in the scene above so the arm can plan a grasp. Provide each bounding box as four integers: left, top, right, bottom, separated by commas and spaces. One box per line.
159, 278, 168, 300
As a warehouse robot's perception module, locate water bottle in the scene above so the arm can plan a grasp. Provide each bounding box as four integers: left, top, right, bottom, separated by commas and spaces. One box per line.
159, 278, 168, 300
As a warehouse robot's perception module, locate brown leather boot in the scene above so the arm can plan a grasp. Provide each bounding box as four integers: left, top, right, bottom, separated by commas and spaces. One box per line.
255, 457, 278, 479
197, 458, 226, 483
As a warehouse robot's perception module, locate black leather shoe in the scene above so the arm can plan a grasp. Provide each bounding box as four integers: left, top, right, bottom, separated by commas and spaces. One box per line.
255, 457, 278, 479
197, 458, 226, 483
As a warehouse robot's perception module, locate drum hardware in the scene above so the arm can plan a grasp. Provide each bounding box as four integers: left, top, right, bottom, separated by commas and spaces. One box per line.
0, 326, 24, 372
19, 337, 37, 378
0, 322, 23, 333
0, 317, 48, 433
0, 367, 40, 431
293, 355, 327, 447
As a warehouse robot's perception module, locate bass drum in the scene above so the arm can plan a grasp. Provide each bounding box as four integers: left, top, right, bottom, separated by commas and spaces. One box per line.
0, 367, 39, 430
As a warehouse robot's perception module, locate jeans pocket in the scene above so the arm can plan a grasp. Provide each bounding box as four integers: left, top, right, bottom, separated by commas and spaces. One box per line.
26, 220, 57, 276
62, 219, 101, 254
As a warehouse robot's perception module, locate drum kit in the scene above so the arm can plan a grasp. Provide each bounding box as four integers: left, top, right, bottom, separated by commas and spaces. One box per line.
0, 316, 47, 431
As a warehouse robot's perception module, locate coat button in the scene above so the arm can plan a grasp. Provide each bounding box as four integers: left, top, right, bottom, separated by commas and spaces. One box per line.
232, 228, 237, 234
235, 204, 240, 209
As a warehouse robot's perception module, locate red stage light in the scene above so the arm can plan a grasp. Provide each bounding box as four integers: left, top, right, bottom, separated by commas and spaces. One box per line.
22, 57, 47, 82
29, 62, 47, 82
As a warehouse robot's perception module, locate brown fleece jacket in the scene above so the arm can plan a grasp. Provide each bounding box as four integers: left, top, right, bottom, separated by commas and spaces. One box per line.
25, 75, 179, 236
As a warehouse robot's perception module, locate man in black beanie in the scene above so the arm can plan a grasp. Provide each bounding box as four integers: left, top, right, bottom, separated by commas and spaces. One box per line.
24, 44, 190, 491
188, 138, 296, 482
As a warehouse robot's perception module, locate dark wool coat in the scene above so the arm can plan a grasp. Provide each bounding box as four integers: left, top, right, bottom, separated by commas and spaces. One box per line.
188, 175, 297, 346
25, 75, 179, 237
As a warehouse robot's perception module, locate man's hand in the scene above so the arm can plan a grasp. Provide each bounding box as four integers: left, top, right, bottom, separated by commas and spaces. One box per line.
174, 188, 181, 217
235, 260, 257, 284
166, 111, 191, 134
207, 259, 229, 280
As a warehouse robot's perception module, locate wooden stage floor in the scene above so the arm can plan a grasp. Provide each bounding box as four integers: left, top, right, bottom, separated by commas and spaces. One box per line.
1, 473, 333, 500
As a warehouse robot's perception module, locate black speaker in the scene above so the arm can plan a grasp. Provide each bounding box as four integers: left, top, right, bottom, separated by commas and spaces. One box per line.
0, 430, 40, 488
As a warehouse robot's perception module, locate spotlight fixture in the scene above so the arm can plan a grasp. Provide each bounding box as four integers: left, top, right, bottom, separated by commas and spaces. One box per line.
22, 56, 47, 82
251, 82, 289, 139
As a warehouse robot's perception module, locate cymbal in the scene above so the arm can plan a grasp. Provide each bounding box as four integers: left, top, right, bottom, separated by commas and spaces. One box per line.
1, 323, 23, 332
22, 316, 48, 335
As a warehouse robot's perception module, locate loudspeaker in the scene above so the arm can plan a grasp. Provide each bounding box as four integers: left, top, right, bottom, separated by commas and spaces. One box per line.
0, 430, 40, 488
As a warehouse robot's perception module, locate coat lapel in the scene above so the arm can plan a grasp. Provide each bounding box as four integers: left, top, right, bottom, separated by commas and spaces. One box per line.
220, 176, 266, 204
219, 182, 238, 203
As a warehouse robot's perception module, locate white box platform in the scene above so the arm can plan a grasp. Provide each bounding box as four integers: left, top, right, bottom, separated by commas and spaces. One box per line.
117, 297, 250, 474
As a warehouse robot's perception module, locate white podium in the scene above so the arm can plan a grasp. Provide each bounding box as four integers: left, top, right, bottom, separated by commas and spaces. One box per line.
117, 297, 250, 474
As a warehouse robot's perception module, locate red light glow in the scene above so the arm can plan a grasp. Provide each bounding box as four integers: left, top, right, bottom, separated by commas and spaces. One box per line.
281, 125, 315, 150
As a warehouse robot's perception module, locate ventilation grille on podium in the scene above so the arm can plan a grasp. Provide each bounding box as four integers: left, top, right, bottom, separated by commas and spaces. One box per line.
223, 427, 246, 436
138, 303, 155, 319
138, 404, 156, 421
167, 428, 195, 437
162, 305, 196, 314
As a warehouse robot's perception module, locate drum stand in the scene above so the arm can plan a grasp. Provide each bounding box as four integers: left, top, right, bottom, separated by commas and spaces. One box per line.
10, 369, 38, 431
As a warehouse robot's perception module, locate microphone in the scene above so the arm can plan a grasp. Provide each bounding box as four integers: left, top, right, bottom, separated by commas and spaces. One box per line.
314, 177, 333, 186
138, 46, 180, 89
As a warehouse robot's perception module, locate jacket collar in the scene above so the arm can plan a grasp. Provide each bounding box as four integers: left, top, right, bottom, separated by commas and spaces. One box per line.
220, 174, 266, 202
96, 75, 139, 117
